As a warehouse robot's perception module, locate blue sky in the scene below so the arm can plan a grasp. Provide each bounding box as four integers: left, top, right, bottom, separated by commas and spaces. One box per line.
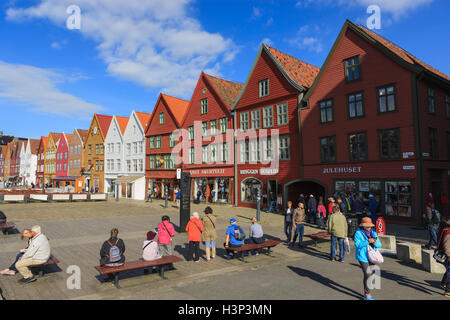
0, 0, 449, 139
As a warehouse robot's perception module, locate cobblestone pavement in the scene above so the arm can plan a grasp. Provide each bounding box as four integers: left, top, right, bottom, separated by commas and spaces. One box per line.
0, 199, 446, 300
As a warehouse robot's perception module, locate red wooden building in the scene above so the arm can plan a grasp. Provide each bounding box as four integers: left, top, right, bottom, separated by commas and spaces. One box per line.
54, 133, 74, 187
300, 20, 450, 225
232, 43, 319, 208
180, 72, 243, 204
145, 93, 189, 199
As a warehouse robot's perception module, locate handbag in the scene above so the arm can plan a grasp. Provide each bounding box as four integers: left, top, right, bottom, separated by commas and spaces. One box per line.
344, 237, 351, 254
367, 245, 384, 264
433, 249, 447, 265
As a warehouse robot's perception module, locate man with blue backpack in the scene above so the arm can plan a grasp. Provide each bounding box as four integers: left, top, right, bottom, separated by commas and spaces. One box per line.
224, 218, 245, 260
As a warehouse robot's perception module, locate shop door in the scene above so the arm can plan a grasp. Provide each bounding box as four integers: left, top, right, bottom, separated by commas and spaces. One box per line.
121, 183, 126, 197
127, 183, 132, 198
432, 181, 442, 212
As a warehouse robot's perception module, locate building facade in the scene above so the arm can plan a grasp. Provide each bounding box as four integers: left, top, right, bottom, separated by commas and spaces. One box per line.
83, 114, 112, 193
36, 136, 47, 188
54, 133, 74, 187
232, 44, 319, 209
44, 133, 61, 186
181, 72, 242, 204
300, 20, 450, 225
145, 94, 189, 200
20, 138, 40, 187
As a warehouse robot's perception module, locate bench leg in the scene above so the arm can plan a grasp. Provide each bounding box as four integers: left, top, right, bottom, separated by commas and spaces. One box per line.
267, 247, 272, 256
114, 273, 121, 289
39, 266, 44, 277
159, 265, 167, 280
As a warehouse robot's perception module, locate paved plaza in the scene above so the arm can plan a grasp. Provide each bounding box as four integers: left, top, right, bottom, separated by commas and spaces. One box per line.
0, 199, 447, 300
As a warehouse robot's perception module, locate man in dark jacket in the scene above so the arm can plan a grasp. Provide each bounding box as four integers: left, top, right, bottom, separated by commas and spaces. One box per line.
423, 205, 441, 250
337, 197, 348, 215
100, 228, 126, 266
307, 195, 317, 224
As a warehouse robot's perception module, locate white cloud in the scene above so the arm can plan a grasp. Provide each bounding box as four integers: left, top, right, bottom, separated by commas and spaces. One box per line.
6, 0, 238, 98
261, 38, 275, 47
251, 7, 262, 19
0, 61, 104, 117
287, 25, 323, 53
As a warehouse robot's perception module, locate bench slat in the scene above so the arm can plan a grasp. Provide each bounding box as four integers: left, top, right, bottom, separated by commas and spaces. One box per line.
95, 255, 183, 275
0, 221, 16, 229
227, 240, 281, 252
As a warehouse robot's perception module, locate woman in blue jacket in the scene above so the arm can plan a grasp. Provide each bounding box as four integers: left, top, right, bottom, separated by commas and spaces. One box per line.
354, 217, 382, 300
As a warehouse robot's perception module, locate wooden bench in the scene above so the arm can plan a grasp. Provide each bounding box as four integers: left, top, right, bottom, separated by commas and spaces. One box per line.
94, 255, 183, 289
0, 221, 16, 235
225, 239, 282, 263
305, 232, 330, 247
30, 255, 60, 277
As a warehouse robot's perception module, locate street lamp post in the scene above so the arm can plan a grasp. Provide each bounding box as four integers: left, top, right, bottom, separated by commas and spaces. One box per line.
165, 184, 168, 209
256, 186, 261, 222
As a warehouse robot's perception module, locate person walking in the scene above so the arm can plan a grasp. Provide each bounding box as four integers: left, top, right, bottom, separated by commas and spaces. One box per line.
337, 197, 348, 215
436, 218, 450, 297
268, 192, 278, 213
175, 187, 181, 207
202, 206, 217, 261
327, 197, 335, 219
284, 201, 294, 243
317, 199, 327, 230
307, 194, 317, 224
354, 217, 382, 300
185, 212, 204, 262
423, 204, 441, 250
157, 215, 176, 256
291, 202, 306, 248
327, 204, 348, 262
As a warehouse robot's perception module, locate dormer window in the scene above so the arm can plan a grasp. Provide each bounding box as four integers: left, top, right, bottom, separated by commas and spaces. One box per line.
344, 56, 361, 82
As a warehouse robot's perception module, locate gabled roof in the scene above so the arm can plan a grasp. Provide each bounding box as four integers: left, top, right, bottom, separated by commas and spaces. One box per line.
264, 45, 320, 89
64, 133, 73, 144
304, 20, 450, 101
40, 136, 48, 150
115, 116, 129, 135
28, 139, 41, 155
95, 114, 113, 138
232, 43, 319, 110
75, 129, 89, 144
351, 22, 450, 83
135, 112, 152, 132
49, 133, 62, 147
204, 73, 244, 109
160, 93, 190, 126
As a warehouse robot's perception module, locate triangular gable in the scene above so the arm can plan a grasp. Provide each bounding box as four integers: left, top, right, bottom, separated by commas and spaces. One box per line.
95, 114, 113, 139
145, 93, 189, 135
135, 111, 152, 132
116, 116, 129, 135
74, 129, 89, 146
232, 44, 319, 110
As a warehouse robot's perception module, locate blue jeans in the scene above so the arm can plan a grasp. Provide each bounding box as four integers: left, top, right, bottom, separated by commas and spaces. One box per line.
331, 235, 345, 261
284, 220, 292, 242
10, 252, 24, 272
428, 226, 438, 247
292, 224, 304, 244
268, 201, 278, 213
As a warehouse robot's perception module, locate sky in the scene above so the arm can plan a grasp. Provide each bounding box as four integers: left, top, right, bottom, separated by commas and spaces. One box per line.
0, 0, 449, 139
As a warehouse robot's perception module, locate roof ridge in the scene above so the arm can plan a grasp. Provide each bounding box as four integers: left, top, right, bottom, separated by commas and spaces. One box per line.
204, 73, 244, 85
264, 43, 320, 70
161, 93, 189, 103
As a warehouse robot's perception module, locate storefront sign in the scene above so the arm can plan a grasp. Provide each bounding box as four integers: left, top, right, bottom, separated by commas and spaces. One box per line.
376, 217, 386, 235
187, 168, 231, 177
403, 152, 414, 159
322, 167, 361, 174
176, 169, 181, 180
402, 165, 415, 170
260, 168, 278, 175
240, 169, 258, 175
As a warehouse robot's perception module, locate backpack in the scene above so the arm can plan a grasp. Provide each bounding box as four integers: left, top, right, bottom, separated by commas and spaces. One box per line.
107, 239, 121, 263
232, 225, 246, 241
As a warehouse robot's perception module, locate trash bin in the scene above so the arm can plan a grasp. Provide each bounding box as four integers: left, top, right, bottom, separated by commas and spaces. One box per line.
347, 214, 359, 238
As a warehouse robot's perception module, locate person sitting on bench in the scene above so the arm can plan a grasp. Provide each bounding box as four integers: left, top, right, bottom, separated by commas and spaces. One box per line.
245, 217, 264, 256
100, 228, 126, 267
224, 218, 245, 259
0, 229, 32, 276
15, 225, 51, 284
0, 210, 6, 224
142, 231, 161, 261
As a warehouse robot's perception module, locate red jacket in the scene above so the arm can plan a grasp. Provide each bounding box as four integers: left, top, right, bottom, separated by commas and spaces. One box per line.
157, 221, 175, 245
186, 217, 203, 242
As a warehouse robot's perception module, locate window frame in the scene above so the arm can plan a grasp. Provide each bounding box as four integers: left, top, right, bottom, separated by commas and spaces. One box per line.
348, 131, 368, 162
320, 135, 337, 163
201, 98, 208, 115
276, 102, 289, 126
251, 109, 261, 129
378, 128, 401, 160
240, 112, 249, 131
259, 79, 269, 98
377, 84, 398, 114
159, 112, 165, 124
262, 105, 274, 128
347, 91, 365, 119
344, 55, 361, 83
319, 99, 334, 124
278, 135, 290, 161
428, 88, 435, 114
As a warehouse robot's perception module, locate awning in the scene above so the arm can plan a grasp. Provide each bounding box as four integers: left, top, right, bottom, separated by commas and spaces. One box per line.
114, 175, 144, 183
52, 176, 80, 181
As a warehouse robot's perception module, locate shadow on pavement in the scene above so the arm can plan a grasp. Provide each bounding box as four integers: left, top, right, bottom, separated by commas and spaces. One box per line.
379, 269, 442, 295
298, 246, 331, 261
287, 265, 362, 299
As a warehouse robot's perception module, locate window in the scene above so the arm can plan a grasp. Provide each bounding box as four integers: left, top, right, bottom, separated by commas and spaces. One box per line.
95, 160, 99, 171
188, 126, 194, 140
250, 139, 260, 163
149, 137, 155, 149
70, 146, 73, 155
116, 159, 120, 171
88, 145, 92, 155
251, 110, 261, 129
100, 160, 104, 171
319, 99, 333, 123
240, 112, 249, 131
155, 155, 162, 169
116, 143, 120, 153
70, 160, 73, 169
202, 122, 208, 137
133, 159, 138, 172
379, 129, 400, 159
111, 143, 114, 153
139, 141, 143, 153
278, 135, 290, 160
189, 147, 195, 164
378, 85, 396, 113
210, 144, 218, 163
163, 155, 173, 169
239, 140, 250, 163
446, 96, 450, 119
201, 99, 208, 114
159, 112, 165, 124
169, 134, 175, 148
127, 160, 131, 172
149, 156, 155, 169
259, 79, 269, 97
349, 132, 367, 161
111, 159, 114, 171
344, 56, 360, 81
64, 152, 67, 160
385, 181, 412, 217
262, 136, 273, 161
277, 103, 288, 126
429, 128, 439, 159
241, 178, 262, 203
133, 142, 138, 154
210, 120, 217, 136
263, 106, 274, 128
156, 136, 161, 149
320, 136, 336, 163
348, 92, 364, 118
428, 88, 435, 114
220, 118, 228, 133
95, 144, 99, 155
106, 144, 110, 154
202, 145, 209, 163
126, 143, 131, 154
100, 144, 104, 154
220, 143, 229, 162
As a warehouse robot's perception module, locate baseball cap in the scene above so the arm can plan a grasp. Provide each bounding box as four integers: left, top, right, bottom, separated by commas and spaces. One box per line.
230, 218, 236, 223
